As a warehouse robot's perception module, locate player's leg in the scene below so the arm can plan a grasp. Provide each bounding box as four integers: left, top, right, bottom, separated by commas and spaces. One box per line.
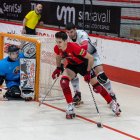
93, 52, 117, 101
61, 61, 82, 105
60, 67, 76, 119
90, 69, 121, 116
21, 89, 34, 101
3, 85, 22, 100
71, 75, 82, 105
96, 69, 117, 101
20, 58, 36, 101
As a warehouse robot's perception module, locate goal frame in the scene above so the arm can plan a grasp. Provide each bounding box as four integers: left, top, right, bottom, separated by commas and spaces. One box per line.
0, 32, 41, 101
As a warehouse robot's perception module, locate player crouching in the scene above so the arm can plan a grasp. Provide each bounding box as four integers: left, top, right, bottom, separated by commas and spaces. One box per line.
52, 31, 121, 119
0, 45, 33, 101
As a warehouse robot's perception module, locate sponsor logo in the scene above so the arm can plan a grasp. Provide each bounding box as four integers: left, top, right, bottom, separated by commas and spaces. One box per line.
3, 3, 22, 13
78, 10, 111, 23
22, 43, 36, 58
57, 5, 75, 25
13, 66, 20, 74
0, 7, 4, 14
78, 9, 111, 31
31, 3, 37, 10
0, 3, 22, 18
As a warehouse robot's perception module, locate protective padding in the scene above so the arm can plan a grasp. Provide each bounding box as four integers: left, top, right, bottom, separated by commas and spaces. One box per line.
60, 76, 72, 103
97, 72, 108, 84
6, 86, 21, 98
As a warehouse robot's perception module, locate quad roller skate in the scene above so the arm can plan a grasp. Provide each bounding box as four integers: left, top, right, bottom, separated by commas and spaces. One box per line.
110, 92, 117, 102
110, 100, 121, 116
66, 103, 76, 119
110, 92, 121, 108
73, 91, 83, 106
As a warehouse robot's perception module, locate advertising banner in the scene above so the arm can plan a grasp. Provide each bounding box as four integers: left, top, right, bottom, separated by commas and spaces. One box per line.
0, 0, 121, 34
30, 1, 121, 34
0, 0, 30, 20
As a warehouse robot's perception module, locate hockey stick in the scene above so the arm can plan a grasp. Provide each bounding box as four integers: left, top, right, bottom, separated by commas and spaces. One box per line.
88, 83, 103, 128
39, 77, 58, 106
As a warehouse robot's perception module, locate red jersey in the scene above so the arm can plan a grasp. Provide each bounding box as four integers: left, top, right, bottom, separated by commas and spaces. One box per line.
54, 42, 87, 65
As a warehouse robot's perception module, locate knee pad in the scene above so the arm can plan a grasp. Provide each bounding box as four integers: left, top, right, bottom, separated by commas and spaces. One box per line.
90, 69, 96, 78
60, 76, 70, 90
97, 72, 109, 85
21, 90, 34, 100
93, 83, 103, 93
6, 86, 21, 98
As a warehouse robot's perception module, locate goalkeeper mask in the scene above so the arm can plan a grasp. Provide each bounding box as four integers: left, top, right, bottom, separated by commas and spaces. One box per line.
8, 45, 19, 61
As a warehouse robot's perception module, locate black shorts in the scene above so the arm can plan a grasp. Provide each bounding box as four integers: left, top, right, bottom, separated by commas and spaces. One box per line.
66, 61, 96, 78
25, 26, 36, 35
66, 61, 88, 76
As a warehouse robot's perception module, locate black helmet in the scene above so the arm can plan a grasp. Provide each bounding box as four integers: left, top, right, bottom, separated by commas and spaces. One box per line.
8, 45, 19, 53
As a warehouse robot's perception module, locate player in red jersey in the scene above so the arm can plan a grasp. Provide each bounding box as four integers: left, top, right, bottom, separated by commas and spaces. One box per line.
52, 31, 121, 119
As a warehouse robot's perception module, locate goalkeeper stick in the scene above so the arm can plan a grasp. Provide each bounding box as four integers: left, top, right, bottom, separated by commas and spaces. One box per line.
88, 83, 103, 128
39, 78, 58, 106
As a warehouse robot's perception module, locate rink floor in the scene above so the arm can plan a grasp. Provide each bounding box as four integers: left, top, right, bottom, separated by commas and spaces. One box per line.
0, 81, 140, 140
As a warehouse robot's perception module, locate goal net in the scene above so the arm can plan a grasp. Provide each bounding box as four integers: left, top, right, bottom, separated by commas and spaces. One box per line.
0, 32, 64, 101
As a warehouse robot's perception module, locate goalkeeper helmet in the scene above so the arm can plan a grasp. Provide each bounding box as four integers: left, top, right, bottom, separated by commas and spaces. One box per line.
8, 45, 19, 53
8, 45, 20, 61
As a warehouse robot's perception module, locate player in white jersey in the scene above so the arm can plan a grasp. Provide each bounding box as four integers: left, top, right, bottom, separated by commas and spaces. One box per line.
65, 22, 118, 105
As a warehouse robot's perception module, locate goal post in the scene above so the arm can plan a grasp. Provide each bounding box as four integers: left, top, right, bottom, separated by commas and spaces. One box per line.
0, 32, 63, 101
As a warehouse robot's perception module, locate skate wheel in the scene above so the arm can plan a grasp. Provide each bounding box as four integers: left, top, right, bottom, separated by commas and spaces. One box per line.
72, 114, 76, 117
80, 101, 84, 104
117, 103, 120, 107
74, 102, 80, 106
66, 115, 73, 119
74, 101, 84, 106
25, 97, 32, 101
66, 114, 76, 119
115, 112, 121, 116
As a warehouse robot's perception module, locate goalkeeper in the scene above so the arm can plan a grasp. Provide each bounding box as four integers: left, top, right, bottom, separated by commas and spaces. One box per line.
0, 45, 32, 101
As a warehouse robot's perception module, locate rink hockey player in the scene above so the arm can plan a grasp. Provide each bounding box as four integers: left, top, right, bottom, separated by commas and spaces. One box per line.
0, 45, 33, 101
65, 22, 119, 106
52, 31, 121, 119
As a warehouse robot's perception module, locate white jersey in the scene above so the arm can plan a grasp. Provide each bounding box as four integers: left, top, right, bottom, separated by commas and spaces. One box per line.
69, 30, 97, 54
68, 30, 102, 67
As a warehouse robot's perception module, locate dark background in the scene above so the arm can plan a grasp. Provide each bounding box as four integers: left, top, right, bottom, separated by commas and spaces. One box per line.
0, 0, 121, 34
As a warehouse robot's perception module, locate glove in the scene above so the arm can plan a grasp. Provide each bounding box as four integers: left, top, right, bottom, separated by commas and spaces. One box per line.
84, 71, 91, 83
52, 67, 62, 79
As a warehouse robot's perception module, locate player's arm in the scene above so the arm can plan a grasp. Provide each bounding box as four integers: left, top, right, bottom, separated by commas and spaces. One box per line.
0, 65, 5, 86
22, 18, 27, 29
0, 75, 5, 86
84, 52, 94, 72
55, 54, 62, 68
74, 43, 93, 72
22, 11, 32, 34
38, 16, 43, 26
79, 31, 89, 50
80, 40, 88, 50
52, 46, 63, 79
22, 18, 27, 34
